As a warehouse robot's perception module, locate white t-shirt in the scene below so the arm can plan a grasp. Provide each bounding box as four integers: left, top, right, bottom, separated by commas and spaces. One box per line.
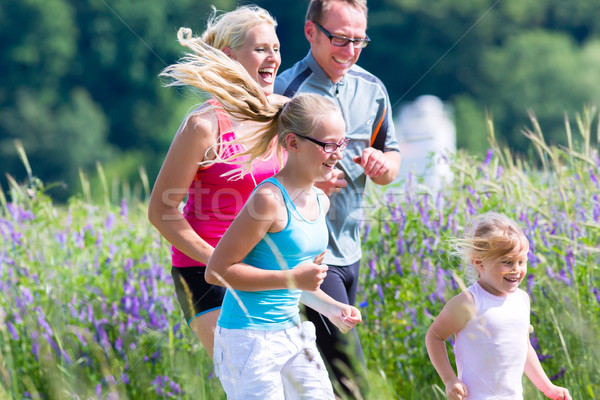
454, 282, 530, 399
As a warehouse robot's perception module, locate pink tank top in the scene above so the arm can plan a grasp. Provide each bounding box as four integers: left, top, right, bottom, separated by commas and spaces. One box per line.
172, 99, 281, 267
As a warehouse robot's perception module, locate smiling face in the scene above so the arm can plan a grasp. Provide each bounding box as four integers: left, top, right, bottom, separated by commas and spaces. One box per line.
225, 22, 281, 95
299, 112, 346, 181
476, 245, 529, 297
305, 1, 367, 83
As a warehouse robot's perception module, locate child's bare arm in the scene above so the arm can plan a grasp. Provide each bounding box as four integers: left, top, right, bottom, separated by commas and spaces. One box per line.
425, 292, 474, 400
524, 342, 572, 400
300, 289, 361, 334
299, 251, 361, 334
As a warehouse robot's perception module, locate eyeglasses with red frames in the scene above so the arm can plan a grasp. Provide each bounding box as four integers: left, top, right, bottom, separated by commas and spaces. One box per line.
312, 21, 370, 49
294, 133, 350, 153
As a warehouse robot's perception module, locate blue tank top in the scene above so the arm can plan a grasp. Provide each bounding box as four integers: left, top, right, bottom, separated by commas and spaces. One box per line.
218, 177, 328, 330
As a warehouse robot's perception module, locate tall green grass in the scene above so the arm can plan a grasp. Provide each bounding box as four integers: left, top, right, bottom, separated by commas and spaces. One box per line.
0, 110, 598, 399
359, 109, 600, 398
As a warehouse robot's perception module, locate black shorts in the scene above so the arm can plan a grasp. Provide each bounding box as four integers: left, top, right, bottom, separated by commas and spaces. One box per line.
171, 266, 226, 324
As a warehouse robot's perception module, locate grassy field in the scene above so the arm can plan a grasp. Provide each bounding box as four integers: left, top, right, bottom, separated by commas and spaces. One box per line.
1, 112, 599, 399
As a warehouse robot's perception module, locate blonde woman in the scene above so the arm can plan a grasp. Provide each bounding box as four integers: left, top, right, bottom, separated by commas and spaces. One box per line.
148, 5, 284, 359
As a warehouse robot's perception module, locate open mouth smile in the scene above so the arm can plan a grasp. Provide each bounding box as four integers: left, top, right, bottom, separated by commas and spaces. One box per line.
258, 67, 276, 83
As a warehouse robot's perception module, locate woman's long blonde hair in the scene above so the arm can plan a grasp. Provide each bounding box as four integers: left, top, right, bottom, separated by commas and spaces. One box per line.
160, 25, 341, 178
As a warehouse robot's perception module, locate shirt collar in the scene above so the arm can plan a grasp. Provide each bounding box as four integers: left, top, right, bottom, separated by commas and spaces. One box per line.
304, 50, 347, 88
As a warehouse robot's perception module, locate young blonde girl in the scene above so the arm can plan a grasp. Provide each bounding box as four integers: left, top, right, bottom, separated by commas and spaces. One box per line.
425, 212, 571, 400
161, 24, 361, 399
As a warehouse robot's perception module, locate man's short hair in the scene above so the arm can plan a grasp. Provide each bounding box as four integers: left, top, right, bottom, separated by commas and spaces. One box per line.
305, 0, 368, 24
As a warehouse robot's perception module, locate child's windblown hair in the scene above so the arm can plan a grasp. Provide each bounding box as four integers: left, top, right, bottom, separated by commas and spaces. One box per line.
453, 212, 529, 269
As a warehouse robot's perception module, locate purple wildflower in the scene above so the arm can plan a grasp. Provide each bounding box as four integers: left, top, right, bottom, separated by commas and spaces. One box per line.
7, 203, 34, 222
55, 230, 68, 247
31, 332, 40, 361
105, 212, 116, 231
151, 375, 184, 398
466, 198, 477, 215
7, 322, 18, 340
21, 287, 34, 304
484, 149, 493, 166
411, 258, 419, 274
394, 256, 403, 276
565, 249, 575, 279
115, 337, 123, 353
549, 367, 566, 381
396, 238, 404, 255
369, 259, 377, 279
120, 198, 129, 217
592, 288, 600, 305
593, 194, 600, 223
74, 330, 88, 347
87, 303, 94, 322
73, 230, 85, 249
558, 268, 572, 286
496, 165, 504, 178
362, 222, 371, 242
590, 169, 598, 187
377, 285, 385, 302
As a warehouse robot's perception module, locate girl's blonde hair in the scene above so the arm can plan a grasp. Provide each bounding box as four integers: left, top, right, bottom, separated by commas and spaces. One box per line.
454, 212, 529, 268
160, 27, 341, 177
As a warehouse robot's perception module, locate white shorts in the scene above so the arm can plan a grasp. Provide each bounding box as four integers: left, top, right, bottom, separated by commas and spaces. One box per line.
213, 321, 334, 400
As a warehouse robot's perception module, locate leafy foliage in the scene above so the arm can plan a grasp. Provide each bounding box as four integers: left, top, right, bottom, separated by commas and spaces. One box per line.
3, 0, 600, 198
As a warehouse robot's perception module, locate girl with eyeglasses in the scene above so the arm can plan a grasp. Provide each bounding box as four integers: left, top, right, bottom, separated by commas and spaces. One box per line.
160, 28, 361, 399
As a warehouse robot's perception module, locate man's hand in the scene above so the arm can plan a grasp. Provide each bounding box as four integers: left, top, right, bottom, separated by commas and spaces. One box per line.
353, 147, 389, 179
314, 168, 347, 196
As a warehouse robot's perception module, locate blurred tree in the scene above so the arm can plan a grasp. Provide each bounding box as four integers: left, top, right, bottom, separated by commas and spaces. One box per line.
2, 0, 600, 199
71, 0, 238, 191
0, 88, 109, 200
452, 94, 488, 156
0, 0, 105, 199
476, 30, 600, 150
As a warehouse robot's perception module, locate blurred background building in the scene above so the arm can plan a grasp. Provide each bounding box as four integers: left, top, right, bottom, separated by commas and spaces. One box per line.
394, 95, 456, 192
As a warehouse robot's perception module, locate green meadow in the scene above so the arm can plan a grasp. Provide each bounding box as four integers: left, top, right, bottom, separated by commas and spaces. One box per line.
1, 113, 598, 399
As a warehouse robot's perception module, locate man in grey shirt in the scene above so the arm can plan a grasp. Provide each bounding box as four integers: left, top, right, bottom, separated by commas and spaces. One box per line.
275, 0, 401, 396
